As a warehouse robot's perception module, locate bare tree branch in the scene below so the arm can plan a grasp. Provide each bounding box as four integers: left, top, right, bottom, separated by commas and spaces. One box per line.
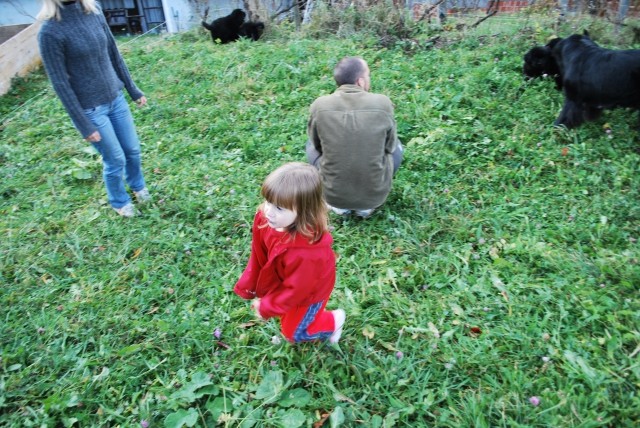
471, 10, 498, 28
417, 0, 446, 23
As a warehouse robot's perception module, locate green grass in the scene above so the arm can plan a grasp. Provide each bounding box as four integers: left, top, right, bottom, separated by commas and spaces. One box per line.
1, 13, 639, 428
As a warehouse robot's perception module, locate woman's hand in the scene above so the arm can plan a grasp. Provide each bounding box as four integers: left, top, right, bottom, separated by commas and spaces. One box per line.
85, 131, 101, 142
135, 96, 147, 107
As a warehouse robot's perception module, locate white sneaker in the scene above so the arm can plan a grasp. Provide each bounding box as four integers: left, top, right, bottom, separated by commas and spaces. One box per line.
327, 205, 352, 216
329, 309, 346, 344
355, 208, 374, 218
114, 203, 135, 218
134, 188, 151, 203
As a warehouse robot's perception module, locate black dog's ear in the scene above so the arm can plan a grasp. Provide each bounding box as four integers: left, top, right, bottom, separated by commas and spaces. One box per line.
546, 38, 561, 50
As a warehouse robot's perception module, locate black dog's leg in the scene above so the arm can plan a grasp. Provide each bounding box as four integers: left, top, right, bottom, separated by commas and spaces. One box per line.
555, 98, 585, 129
583, 105, 603, 122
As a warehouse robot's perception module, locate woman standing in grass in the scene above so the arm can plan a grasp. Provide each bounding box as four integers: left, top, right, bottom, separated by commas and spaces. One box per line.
37, 0, 150, 218
234, 162, 345, 344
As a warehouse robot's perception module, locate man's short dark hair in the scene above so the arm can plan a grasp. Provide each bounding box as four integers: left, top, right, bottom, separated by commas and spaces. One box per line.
333, 57, 366, 86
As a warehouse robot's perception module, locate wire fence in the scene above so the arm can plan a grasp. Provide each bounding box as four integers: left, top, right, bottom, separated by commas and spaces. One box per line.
2, 0, 639, 125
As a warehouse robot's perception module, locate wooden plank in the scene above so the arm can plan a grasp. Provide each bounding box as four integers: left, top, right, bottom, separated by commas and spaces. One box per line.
0, 20, 43, 96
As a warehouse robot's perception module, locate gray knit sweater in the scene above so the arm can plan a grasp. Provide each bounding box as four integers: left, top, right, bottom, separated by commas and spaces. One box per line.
38, 2, 144, 138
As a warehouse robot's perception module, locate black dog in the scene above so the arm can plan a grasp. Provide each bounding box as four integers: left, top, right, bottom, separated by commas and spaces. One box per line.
523, 32, 640, 129
239, 21, 265, 41
202, 9, 264, 44
202, 9, 246, 44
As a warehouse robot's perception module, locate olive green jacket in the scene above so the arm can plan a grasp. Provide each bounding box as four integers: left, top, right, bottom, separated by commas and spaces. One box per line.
307, 85, 399, 210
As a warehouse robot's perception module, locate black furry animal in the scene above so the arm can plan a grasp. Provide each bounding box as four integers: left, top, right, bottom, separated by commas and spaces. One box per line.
523, 43, 562, 90
201, 9, 264, 44
202, 9, 246, 44
523, 31, 640, 129
239, 21, 265, 41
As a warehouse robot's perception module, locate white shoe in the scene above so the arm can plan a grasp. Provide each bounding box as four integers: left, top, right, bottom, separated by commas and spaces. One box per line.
134, 187, 151, 203
327, 205, 352, 216
114, 203, 135, 218
355, 208, 374, 218
329, 309, 346, 344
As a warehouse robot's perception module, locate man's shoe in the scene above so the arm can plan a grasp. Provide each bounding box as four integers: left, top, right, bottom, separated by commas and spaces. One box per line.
328, 205, 352, 216
134, 188, 151, 203
355, 208, 374, 218
115, 203, 135, 218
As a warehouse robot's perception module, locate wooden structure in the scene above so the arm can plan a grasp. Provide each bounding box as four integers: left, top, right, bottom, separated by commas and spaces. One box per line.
0, 20, 42, 96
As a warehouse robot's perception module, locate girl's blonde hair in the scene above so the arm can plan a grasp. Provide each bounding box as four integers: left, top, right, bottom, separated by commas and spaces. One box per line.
38, 0, 99, 21
260, 162, 329, 242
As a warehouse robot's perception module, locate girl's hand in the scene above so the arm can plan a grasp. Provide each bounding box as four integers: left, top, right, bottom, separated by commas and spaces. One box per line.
251, 299, 263, 320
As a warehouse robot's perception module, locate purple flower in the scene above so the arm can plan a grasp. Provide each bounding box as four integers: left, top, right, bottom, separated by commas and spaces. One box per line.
140, 420, 149, 428
529, 396, 541, 406
395, 351, 404, 359
213, 328, 222, 339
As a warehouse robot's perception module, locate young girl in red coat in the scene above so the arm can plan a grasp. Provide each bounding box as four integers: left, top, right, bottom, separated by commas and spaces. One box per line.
234, 162, 346, 344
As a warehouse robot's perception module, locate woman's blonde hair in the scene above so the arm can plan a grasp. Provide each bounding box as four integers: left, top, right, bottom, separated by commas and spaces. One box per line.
38, 0, 99, 21
260, 162, 329, 242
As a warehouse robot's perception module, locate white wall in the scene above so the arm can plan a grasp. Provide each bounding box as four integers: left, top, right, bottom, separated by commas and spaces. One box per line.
165, 0, 245, 33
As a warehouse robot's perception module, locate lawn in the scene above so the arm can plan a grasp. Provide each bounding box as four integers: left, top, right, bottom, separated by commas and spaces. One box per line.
1, 10, 639, 428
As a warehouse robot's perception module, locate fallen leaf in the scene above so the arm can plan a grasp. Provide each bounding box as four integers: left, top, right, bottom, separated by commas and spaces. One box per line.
130, 248, 143, 259
469, 326, 482, 337
238, 322, 257, 329
362, 326, 375, 339
561, 147, 569, 156
428, 322, 440, 339
313, 412, 330, 428
380, 341, 397, 351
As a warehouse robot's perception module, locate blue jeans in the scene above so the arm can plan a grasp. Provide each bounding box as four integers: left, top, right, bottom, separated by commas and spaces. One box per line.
84, 92, 146, 209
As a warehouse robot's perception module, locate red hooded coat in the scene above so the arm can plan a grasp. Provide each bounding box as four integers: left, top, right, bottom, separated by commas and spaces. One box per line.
233, 211, 336, 319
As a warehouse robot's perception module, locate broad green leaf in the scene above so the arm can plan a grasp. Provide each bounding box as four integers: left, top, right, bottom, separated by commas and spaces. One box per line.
278, 388, 311, 407
563, 350, 598, 381
370, 414, 383, 428
117, 343, 143, 356
383, 411, 399, 427
170, 371, 214, 403
330, 406, 345, 427
164, 408, 199, 428
92, 366, 110, 383
239, 406, 262, 428
255, 370, 284, 401
279, 408, 305, 428
62, 417, 79, 428
206, 396, 233, 422
450, 303, 464, 317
